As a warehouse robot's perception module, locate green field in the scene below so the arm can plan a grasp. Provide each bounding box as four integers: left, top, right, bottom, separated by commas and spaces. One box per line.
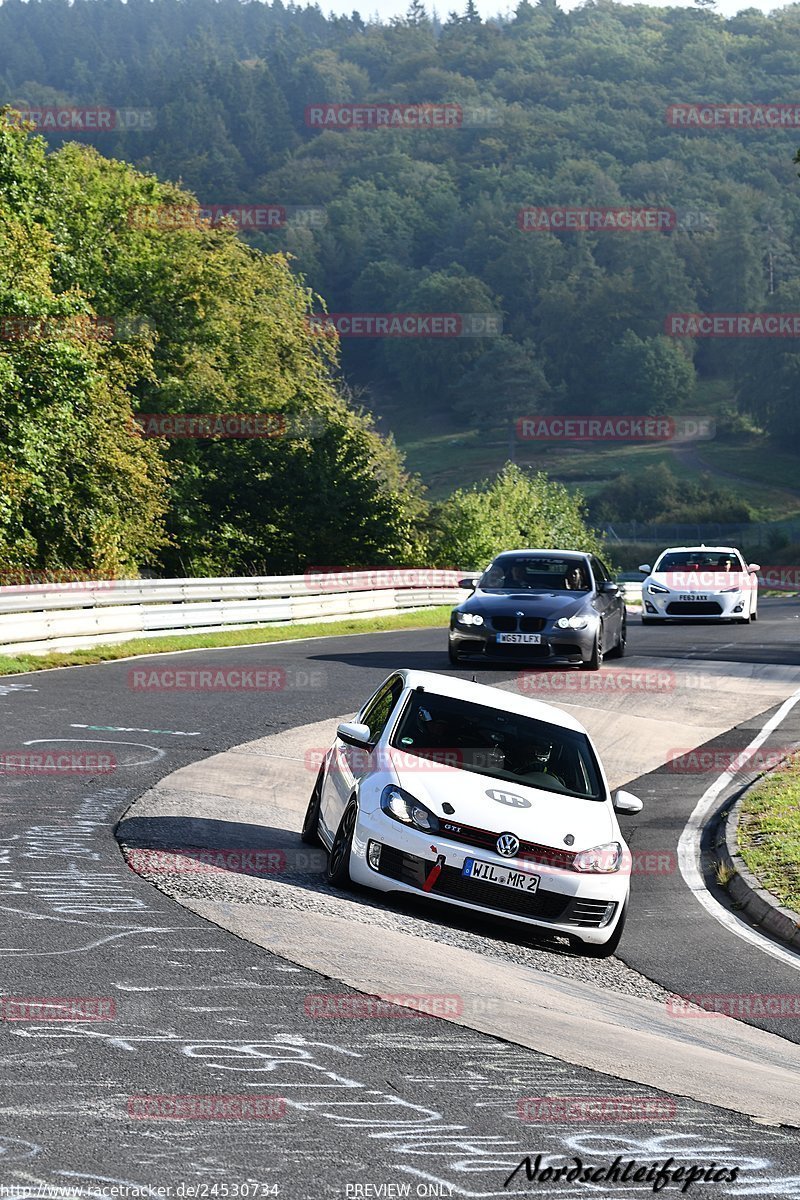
738, 760, 800, 914
388, 388, 800, 532
0, 606, 452, 677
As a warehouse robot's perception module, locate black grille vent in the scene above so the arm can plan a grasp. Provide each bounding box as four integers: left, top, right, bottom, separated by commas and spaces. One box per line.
374, 846, 614, 927
666, 602, 722, 616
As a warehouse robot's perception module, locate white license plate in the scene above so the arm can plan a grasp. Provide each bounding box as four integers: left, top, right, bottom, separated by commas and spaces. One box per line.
678, 594, 708, 601
462, 857, 540, 893
496, 632, 541, 644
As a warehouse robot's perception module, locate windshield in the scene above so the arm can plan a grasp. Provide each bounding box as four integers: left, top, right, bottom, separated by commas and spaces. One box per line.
657, 552, 743, 573
480, 556, 591, 592
391, 692, 604, 799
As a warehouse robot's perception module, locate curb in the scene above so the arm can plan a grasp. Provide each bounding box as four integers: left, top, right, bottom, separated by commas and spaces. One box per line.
718, 791, 800, 951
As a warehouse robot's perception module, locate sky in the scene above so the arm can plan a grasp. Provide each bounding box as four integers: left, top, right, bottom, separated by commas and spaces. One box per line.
323, 0, 793, 23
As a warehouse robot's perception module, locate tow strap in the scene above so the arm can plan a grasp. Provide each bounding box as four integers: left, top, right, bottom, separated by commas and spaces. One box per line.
422, 852, 446, 892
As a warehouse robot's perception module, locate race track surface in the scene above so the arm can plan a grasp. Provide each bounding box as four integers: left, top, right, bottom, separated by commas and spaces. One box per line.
2, 600, 800, 1197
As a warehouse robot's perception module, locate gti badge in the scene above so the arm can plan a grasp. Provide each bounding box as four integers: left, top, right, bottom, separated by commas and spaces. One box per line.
486, 788, 531, 809
496, 832, 520, 857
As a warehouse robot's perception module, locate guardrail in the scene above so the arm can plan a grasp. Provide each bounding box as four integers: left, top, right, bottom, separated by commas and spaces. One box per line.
0, 571, 467, 656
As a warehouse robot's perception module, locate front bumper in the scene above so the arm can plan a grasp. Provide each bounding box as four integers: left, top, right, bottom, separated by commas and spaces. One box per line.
449, 623, 593, 664
349, 809, 628, 945
642, 590, 750, 619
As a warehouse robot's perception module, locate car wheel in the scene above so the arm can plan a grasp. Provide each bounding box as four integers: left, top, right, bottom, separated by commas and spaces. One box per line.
326, 800, 357, 888
581, 631, 603, 671
606, 614, 626, 659
448, 641, 462, 665
572, 901, 627, 958
300, 765, 324, 846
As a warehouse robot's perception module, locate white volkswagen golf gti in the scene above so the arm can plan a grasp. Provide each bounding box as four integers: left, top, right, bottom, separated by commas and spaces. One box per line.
639, 545, 760, 623
301, 670, 642, 957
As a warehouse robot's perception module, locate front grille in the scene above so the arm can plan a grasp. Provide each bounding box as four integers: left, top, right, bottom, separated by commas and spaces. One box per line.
520, 617, 547, 633
437, 820, 576, 871
489, 615, 548, 634
666, 602, 722, 616
494, 641, 551, 658
376, 846, 571, 920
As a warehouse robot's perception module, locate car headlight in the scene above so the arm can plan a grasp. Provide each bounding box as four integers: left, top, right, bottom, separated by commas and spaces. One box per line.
456, 611, 483, 626
555, 615, 589, 630
647, 584, 669, 595
720, 587, 741, 594
380, 785, 440, 832
573, 841, 623, 873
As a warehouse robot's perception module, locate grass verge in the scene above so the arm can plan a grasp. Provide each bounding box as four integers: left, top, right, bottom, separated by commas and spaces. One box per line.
0, 605, 452, 677
737, 758, 800, 912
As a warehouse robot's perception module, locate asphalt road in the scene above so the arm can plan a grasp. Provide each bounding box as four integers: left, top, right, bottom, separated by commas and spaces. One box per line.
1, 600, 800, 1197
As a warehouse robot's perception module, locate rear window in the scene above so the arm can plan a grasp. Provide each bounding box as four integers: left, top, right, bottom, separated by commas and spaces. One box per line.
391, 692, 604, 800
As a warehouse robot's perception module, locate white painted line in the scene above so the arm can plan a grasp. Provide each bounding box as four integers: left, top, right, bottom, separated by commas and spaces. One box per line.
22, 738, 166, 767
677, 685, 800, 971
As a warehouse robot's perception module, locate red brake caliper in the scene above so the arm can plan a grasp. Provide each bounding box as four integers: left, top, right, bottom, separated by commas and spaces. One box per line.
422, 851, 446, 893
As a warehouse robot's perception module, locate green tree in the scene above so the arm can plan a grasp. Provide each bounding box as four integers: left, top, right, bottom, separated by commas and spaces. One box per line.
430, 463, 603, 568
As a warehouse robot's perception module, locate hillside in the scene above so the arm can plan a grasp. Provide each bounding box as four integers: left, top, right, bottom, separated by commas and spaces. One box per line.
2, 0, 800, 542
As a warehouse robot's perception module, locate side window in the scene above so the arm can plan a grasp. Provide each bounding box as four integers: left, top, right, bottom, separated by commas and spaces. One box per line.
590, 556, 608, 585
361, 677, 403, 745
597, 557, 613, 581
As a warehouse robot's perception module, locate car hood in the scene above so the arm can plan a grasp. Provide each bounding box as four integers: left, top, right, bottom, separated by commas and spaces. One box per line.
463, 591, 591, 616
388, 750, 615, 852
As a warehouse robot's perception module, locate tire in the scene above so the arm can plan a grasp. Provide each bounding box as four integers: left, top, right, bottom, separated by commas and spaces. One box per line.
326, 800, 357, 888
641, 616, 662, 625
300, 765, 324, 846
606, 614, 626, 659
581, 631, 603, 671
573, 901, 627, 958
448, 640, 462, 665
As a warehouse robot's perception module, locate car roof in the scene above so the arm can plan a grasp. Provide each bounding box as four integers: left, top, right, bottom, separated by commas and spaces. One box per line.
491, 548, 591, 559
655, 545, 743, 555
394, 669, 589, 735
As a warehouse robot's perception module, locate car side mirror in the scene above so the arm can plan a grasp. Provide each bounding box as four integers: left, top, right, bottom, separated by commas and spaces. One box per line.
747, 563, 760, 573
458, 577, 479, 589
613, 789, 643, 814
638, 564, 651, 575
599, 580, 618, 593
337, 721, 372, 749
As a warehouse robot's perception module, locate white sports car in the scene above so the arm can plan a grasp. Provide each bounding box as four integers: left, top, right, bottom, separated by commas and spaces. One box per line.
301, 670, 642, 957
639, 545, 760, 624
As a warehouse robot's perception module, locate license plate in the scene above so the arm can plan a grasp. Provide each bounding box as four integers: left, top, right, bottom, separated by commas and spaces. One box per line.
462, 857, 540, 893
496, 633, 541, 644
678, 594, 708, 601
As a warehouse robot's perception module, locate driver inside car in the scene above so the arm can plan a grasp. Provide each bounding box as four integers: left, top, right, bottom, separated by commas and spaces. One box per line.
521, 740, 566, 786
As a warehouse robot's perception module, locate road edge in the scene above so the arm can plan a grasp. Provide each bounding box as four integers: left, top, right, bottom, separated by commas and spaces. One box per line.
717, 790, 800, 951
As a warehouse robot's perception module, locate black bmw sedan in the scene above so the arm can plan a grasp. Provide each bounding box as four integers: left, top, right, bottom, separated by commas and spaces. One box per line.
448, 549, 626, 671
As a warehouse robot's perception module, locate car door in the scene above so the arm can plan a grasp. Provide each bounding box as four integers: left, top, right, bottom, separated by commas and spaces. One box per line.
319, 674, 405, 844
590, 556, 622, 646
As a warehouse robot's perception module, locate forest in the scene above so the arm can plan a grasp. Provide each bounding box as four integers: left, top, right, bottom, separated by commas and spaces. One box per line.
2, 0, 800, 574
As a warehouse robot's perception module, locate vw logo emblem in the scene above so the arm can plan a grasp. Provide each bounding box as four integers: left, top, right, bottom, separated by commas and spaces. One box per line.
486, 788, 531, 809
496, 832, 520, 858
